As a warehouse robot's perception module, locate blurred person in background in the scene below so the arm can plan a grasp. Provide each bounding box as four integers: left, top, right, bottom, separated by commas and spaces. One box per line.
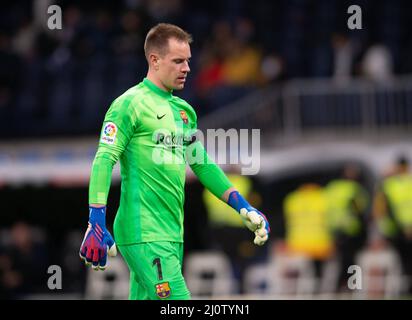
217, 18, 264, 106
325, 163, 370, 292
194, 18, 264, 113
361, 43, 394, 83
220, 17, 264, 87
279, 183, 335, 293
0, 221, 49, 299
193, 46, 225, 115
260, 52, 284, 85
331, 33, 360, 84
372, 154, 412, 294
0, 31, 23, 125
79, 23, 270, 300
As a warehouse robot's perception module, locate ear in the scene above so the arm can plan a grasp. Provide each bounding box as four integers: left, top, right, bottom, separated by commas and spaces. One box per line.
149, 53, 160, 70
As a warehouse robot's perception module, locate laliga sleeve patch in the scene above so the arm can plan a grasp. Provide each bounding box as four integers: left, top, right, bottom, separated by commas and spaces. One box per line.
100, 122, 118, 145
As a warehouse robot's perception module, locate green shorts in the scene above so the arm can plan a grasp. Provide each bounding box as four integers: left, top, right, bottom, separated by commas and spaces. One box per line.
118, 241, 191, 300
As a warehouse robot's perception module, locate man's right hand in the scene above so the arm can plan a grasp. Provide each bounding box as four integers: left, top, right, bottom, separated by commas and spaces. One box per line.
79, 206, 117, 270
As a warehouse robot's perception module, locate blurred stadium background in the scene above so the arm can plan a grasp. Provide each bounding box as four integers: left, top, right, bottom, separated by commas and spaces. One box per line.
2, 0, 412, 300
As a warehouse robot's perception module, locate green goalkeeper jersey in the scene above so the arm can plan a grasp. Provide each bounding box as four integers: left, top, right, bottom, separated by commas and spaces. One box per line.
89, 78, 232, 245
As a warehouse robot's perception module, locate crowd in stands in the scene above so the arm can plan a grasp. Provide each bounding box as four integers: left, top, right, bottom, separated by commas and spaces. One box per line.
1, 0, 412, 137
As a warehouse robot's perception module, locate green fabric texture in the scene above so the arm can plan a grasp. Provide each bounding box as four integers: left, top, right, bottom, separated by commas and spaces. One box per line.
89, 78, 233, 245
118, 242, 190, 300
188, 141, 233, 199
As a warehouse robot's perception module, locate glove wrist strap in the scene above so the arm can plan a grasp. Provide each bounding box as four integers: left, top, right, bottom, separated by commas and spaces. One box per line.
227, 191, 253, 213
89, 206, 106, 226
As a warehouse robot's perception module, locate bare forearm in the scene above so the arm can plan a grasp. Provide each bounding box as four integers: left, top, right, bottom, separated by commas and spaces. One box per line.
90, 204, 106, 208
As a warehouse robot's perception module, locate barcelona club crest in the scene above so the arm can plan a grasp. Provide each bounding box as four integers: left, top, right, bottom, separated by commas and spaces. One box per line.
179, 110, 188, 124
155, 282, 171, 299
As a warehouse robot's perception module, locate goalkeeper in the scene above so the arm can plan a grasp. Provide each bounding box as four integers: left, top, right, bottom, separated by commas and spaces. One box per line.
79, 23, 270, 300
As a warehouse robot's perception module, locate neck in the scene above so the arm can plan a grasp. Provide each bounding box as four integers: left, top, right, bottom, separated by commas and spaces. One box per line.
146, 70, 171, 92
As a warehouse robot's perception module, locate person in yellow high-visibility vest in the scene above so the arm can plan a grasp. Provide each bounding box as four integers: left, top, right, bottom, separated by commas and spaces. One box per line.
203, 172, 264, 292
283, 183, 335, 285
325, 163, 370, 291
373, 154, 412, 294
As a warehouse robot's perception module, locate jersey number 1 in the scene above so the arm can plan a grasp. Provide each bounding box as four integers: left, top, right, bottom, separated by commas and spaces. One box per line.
153, 258, 163, 281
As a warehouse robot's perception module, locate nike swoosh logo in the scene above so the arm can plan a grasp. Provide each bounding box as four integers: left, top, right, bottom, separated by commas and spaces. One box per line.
157, 114, 166, 120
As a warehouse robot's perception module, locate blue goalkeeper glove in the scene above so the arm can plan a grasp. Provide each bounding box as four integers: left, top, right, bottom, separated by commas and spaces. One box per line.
228, 191, 270, 246
79, 206, 117, 270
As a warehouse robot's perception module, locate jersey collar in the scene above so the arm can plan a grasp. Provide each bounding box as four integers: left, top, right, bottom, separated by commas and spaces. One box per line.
143, 78, 173, 99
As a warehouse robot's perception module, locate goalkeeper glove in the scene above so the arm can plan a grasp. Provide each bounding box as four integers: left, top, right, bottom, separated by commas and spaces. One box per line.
79, 206, 117, 270
228, 190, 270, 246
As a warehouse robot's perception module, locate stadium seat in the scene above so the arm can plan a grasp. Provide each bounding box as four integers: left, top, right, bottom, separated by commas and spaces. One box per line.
354, 247, 405, 299
243, 262, 269, 295
318, 257, 340, 294
267, 254, 317, 297
84, 255, 130, 300
184, 250, 238, 298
